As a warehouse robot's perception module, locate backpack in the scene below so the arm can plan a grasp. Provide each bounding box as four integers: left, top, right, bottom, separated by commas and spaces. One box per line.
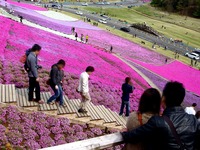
20, 49, 31, 72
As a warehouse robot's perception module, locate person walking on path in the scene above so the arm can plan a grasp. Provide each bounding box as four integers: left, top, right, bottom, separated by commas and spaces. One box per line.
75, 32, 78, 41
27, 44, 44, 104
85, 35, 89, 43
81, 34, 84, 42
165, 58, 168, 64
47, 59, 66, 107
185, 103, 197, 115
119, 77, 134, 117
110, 45, 113, 53
77, 66, 95, 113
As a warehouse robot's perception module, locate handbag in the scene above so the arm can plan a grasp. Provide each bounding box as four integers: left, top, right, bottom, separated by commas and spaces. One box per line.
163, 116, 187, 150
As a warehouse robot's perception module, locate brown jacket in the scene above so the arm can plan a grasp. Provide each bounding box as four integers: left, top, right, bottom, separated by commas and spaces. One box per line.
124, 112, 153, 150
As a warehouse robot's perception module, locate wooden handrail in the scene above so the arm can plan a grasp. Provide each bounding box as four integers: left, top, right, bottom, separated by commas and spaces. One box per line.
40, 133, 124, 150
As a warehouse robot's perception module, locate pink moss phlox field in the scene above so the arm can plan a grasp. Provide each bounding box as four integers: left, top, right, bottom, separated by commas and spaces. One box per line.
133, 59, 200, 96
0, 105, 112, 149
0, 16, 149, 111
5, 0, 47, 11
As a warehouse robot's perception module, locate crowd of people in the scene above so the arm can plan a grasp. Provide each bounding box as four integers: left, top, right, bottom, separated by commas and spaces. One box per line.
22, 44, 200, 150
22, 44, 95, 112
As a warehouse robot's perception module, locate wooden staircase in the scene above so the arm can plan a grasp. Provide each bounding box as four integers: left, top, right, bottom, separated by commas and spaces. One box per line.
0, 84, 126, 130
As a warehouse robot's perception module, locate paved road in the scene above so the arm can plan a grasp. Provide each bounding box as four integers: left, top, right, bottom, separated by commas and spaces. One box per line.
62, 7, 195, 56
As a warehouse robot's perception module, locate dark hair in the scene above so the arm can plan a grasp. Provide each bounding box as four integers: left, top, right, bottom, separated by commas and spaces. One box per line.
138, 88, 161, 114
125, 77, 131, 84
195, 111, 200, 119
86, 66, 95, 72
192, 103, 197, 107
57, 59, 66, 66
31, 44, 41, 52
163, 81, 185, 107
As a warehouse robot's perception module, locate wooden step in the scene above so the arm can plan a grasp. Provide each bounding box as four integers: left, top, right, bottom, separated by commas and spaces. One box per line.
86, 102, 104, 121
95, 105, 116, 126
72, 99, 90, 118
58, 96, 77, 114
38, 92, 57, 112
0, 84, 16, 103
109, 110, 126, 127
57, 96, 78, 118
16, 88, 38, 110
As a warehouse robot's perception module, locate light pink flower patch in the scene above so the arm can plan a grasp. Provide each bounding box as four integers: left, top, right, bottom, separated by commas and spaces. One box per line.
6, 0, 47, 11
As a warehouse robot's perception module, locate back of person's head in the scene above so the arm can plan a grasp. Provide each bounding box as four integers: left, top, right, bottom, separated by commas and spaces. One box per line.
125, 77, 131, 84
57, 59, 66, 67
31, 44, 41, 52
195, 111, 200, 119
86, 66, 95, 72
192, 103, 197, 107
138, 88, 161, 114
162, 81, 185, 107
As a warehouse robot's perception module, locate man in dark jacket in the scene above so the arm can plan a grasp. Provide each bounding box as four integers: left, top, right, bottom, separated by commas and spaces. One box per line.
119, 77, 133, 117
121, 81, 200, 150
27, 44, 44, 104
47, 59, 65, 106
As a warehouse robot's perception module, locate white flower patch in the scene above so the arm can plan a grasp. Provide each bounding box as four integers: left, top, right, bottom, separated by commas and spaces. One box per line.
36, 10, 78, 21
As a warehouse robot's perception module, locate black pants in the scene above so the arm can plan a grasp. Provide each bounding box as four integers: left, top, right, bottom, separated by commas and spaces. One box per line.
28, 77, 41, 101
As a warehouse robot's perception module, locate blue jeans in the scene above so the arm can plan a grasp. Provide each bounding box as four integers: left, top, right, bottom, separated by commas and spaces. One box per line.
47, 85, 63, 106
119, 100, 130, 116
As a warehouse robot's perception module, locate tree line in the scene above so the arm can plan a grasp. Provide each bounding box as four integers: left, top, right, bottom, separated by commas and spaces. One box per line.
151, 0, 200, 18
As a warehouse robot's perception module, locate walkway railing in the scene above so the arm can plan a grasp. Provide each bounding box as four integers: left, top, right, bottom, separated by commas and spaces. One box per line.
40, 133, 123, 150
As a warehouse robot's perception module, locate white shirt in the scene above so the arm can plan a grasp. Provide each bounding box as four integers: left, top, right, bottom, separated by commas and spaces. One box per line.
185, 107, 196, 115
78, 72, 89, 93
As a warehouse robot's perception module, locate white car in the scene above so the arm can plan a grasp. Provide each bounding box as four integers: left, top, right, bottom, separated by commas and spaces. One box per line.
76, 11, 83, 15
185, 52, 200, 60
82, 3, 88, 6
98, 18, 107, 24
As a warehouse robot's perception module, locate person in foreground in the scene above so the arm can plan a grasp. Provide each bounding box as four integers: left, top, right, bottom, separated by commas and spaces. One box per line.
47, 59, 66, 106
77, 66, 95, 113
119, 77, 134, 117
124, 88, 161, 150
27, 44, 44, 104
121, 81, 200, 150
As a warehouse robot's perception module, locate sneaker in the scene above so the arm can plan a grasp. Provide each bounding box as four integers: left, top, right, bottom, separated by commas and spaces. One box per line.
78, 108, 87, 113
38, 100, 44, 104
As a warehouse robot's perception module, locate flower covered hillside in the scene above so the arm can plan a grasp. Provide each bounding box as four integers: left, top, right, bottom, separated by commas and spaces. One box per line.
0, 16, 150, 111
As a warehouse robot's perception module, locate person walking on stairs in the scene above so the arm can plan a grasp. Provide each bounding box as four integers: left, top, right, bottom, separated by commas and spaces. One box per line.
27, 44, 44, 104
47, 59, 66, 107
77, 66, 95, 113
119, 77, 134, 117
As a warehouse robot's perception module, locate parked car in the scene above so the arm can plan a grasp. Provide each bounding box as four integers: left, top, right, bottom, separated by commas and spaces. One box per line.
82, 2, 88, 6
76, 11, 83, 15
185, 52, 200, 60
100, 14, 111, 20
193, 50, 200, 55
104, 1, 110, 5
96, 2, 104, 5
98, 18, 107, 24
120, 27, 130, 32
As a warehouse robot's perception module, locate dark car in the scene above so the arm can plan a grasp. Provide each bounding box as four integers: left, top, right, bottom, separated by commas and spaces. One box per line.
120, 27, 130, 32
193, 50, 200, 55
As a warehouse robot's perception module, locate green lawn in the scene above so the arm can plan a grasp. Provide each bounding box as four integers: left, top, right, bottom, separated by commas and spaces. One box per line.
82, 5, 200, 49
